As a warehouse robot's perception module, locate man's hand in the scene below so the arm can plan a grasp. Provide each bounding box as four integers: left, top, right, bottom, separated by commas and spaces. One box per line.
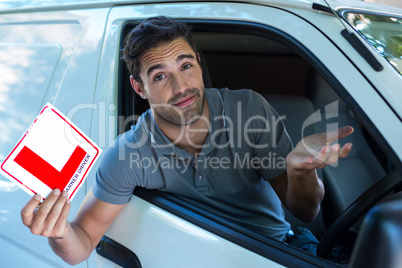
21, 188, 71, 238
279, 126, 354, 222
21, 187, 126, 265
286, 126, 354, 171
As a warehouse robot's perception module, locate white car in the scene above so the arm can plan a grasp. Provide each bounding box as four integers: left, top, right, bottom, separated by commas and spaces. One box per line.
0, 0, 401, 267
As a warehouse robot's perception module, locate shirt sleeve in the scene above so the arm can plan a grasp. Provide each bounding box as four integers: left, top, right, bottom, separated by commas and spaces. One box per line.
246, 91, 293, 180
92, 132, 144, 205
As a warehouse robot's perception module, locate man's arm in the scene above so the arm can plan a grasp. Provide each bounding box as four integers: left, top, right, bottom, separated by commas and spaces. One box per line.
270, 170, 324, 223
270, 126, 354, 223
21, 187, 125, 265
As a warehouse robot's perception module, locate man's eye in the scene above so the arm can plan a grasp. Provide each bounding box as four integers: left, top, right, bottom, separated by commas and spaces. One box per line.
182, 64, 192, 70
154, 74, 166, 81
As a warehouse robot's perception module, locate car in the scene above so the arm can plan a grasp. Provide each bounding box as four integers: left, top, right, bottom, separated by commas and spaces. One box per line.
0, 0, 401, 267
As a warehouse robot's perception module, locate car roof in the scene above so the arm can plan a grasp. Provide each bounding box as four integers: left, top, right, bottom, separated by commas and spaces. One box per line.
0, 0, 401, 15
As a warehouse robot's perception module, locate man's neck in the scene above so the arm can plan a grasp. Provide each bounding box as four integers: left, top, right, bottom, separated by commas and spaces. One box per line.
153, 99, 210, 156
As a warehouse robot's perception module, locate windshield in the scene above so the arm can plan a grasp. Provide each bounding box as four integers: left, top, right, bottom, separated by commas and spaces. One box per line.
343, 12, 402, 75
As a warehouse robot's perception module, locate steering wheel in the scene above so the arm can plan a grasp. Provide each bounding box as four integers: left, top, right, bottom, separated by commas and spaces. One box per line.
317, 169, 401, 258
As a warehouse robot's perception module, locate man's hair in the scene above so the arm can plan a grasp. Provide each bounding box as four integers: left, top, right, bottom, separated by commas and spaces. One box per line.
122, 16, 198, 86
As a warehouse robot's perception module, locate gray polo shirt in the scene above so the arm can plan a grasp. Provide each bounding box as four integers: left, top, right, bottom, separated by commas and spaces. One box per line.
94, 88, 293, 241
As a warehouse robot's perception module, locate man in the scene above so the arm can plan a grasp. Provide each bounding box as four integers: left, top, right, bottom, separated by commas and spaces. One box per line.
21, 16, 353, 264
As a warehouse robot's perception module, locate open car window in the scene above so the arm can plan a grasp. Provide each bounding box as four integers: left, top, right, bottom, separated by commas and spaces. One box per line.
113, 16, 402, 267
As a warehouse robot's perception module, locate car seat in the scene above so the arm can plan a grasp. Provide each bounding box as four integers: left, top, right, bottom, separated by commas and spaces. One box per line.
306, 70, 386, 226
263, 94, 326, 238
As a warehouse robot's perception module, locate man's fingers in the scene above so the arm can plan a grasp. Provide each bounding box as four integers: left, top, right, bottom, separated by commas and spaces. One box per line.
21, 188, 72, 238
42, 191, 69, 237
319, 145, 330, 155
338, 126, 354, 139
29, 189, 64, 236
305, 144, 339, 169
326, 126, 354, 143
53, 199, 71, 238
315, 145, 331, 163
339, 143, 353, 158
318, 143, 352, 167
290, 134, 354, 171
21, 194, 42, 227
34, 189, 61, 223
323, 144, 340, 165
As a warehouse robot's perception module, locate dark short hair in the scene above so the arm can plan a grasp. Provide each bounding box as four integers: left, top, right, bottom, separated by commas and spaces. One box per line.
122, 16, 198, 86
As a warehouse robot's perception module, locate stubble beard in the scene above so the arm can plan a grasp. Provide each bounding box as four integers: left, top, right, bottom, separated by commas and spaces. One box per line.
152, 88, 205, 126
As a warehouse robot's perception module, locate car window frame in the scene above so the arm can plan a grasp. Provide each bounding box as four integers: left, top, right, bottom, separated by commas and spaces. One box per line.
115, 18, 402, 267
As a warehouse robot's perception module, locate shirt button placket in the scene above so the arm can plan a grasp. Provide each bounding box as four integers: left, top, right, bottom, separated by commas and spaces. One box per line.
194, 157, 207, 191
195, 172, 207, 191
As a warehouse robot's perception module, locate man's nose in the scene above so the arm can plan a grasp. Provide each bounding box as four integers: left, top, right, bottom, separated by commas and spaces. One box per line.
172, 73, 188, 94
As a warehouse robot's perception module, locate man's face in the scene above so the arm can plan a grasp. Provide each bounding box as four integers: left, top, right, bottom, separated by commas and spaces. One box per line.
137, 38, 205, 126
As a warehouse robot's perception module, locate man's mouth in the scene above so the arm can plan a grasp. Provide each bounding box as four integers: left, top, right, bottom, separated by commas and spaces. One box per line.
173, 95, 196, 108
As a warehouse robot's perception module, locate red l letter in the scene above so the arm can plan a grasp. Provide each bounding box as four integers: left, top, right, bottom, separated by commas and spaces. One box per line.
14, 145, 87, 191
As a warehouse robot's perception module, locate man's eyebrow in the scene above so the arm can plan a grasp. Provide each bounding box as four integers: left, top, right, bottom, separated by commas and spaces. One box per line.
177, 54, 195, 63
146, 54, 196, 78
146, 63, 166, 78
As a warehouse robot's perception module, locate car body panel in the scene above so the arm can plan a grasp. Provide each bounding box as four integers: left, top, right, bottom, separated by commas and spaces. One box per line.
1, 0, 401, 15
0, 8, 109, 267
0, 0, 400, 267
98, 195, 286, 268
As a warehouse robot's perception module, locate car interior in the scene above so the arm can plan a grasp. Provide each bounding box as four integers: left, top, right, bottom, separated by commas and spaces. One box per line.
116, 20, 400, 265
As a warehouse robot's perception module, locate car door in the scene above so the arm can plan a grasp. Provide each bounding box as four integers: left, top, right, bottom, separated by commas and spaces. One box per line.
93, 1, 402, 268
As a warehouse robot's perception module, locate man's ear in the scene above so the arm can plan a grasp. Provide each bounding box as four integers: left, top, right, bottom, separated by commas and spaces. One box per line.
130, 75, 147, 99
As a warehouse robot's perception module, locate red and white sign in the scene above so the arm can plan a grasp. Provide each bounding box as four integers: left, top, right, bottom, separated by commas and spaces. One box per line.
0, 103, 102, 201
